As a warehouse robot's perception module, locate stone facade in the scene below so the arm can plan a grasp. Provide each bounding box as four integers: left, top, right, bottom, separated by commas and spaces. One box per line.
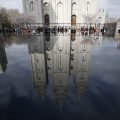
22, 0, 105, 25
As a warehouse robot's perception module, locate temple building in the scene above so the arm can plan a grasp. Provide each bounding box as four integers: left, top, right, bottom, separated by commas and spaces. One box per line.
22, 0, 105, 25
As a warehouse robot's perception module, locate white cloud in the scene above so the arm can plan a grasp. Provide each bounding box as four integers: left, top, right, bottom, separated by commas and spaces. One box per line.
0, 0, 23, 13
100, 0, 120, 17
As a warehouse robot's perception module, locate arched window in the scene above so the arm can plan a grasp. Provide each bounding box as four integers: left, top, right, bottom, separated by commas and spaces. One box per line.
44, 2, 49, 7
30, 2, 35, 11
58, 2, 63, 7
86, 1, 90, 13
71, 33, 76, 41
71, 15, 76, 26
72, 2, 77, 9
44, 14, 50, 25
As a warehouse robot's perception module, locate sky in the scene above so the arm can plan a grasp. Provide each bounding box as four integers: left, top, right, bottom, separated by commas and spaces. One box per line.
0, 0, 120, 18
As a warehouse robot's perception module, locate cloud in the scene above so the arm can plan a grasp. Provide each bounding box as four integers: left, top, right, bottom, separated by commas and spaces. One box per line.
100, 0, 120, 17
0, 0, 23, 13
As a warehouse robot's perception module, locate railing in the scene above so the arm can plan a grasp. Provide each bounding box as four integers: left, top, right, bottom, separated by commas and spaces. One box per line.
12, 23, 104, 28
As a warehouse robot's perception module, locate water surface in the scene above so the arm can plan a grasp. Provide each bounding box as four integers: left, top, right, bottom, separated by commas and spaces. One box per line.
0, 35, 120, 120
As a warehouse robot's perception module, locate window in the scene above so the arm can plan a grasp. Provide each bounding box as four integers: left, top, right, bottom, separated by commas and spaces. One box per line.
83, 44, 87, 51
44, 2, 49, 7
44, 14, 50, 25
82, 55, 86, 61
81, 65, 85, 70
71, 15, 76, 26
72, 2, 77, 9
86, 1, 90, 13
30, 2, 35, 11
73, 2, 76, 5
58, 2, 63, 7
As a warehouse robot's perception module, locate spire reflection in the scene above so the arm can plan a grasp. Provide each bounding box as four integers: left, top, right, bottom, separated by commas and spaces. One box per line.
0, 37, 8, 74
28, 33, 103, 109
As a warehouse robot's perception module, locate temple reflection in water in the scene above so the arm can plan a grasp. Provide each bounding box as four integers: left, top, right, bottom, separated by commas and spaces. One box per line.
0, 37, 8, 74
28, 33, 103, 109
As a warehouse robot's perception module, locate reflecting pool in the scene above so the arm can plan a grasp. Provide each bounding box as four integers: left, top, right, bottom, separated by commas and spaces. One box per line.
0, 34, 120, 120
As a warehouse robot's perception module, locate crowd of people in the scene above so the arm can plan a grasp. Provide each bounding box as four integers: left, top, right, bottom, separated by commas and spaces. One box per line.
0, 25, 104, 36
0, 27, 15, 33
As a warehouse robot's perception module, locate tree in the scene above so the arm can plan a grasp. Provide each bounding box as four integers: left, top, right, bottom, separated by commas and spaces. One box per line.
0, 8, 11, 29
